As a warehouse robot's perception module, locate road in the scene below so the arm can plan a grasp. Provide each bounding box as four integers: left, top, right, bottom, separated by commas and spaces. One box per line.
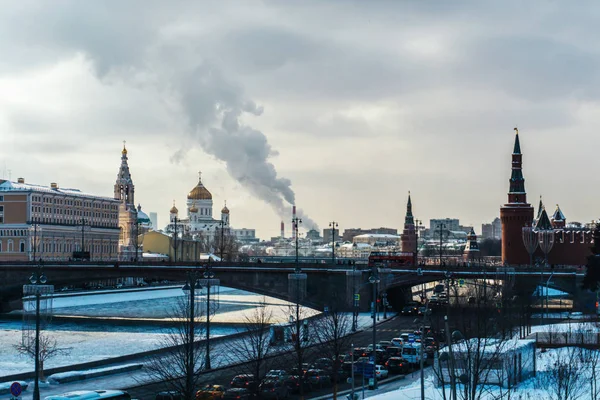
125, 313, 425, 400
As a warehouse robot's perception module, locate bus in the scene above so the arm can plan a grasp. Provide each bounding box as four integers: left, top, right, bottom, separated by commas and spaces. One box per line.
45, 390, 131, 400
368, 251, 415, 269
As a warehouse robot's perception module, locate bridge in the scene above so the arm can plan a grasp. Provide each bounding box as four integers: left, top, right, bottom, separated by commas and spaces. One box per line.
0, 262, 590, 313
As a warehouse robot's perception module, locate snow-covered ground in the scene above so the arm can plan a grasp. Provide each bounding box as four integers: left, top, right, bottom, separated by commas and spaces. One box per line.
365, 346, 600, 399
0, 286, 314, 378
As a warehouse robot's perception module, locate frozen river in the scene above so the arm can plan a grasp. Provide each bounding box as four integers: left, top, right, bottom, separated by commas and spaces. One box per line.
0, 285, 303, 378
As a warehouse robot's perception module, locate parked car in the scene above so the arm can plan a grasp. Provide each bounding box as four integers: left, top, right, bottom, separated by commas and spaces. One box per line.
283, 375, 312, 393
306, 369, 330, 389
222, 388, 251, 400
385, 357, 410, 374
230, 374, 257, 391
196, 385, 225, 400
259, 380, 289, 399
375, 365, 389, 380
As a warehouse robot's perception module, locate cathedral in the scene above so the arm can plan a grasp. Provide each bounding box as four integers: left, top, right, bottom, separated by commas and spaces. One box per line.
166, 173, 230, 238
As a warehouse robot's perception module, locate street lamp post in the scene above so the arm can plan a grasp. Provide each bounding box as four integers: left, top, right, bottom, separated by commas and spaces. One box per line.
203, 264, 216, 370
293, 215, 303, 273
291, 213, 304, 399
27, 261, 49, 400
218, 219, 226, 262
369, 267, 381, 390
182, 271, 202, 398
439, 222, 447, 265
329, 221, 338, 265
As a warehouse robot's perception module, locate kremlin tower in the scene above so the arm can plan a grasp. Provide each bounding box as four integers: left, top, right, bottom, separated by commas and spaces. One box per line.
500, 128, 535, 265
400, 192, 418, 263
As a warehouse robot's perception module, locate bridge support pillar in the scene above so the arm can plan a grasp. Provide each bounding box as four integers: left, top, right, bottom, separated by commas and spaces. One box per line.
346, 270, 364, 311
288, 273, 307, 303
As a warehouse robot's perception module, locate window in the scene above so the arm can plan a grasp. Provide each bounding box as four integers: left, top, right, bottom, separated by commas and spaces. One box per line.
20, 241, 25, 252
0, 242, 2, 252
0, 205, 3, 224
7, 240, 13, 252
0, 195, 3, 201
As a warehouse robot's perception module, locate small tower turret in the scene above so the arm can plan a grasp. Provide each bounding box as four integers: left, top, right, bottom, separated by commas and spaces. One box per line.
400, 192, 417, 261
551, 204, 566, 228
221, 201, 230, 226
170, 200, 179, 223
463, 228, 480, 261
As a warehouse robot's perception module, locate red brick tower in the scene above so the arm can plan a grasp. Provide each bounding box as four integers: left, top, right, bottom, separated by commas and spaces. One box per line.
400, 192, 417, 260
500, 128, 534, 265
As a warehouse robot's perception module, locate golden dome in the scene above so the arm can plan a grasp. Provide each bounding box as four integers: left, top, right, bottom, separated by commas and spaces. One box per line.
188, 173, 212, 200
221, 201, 229, 214
190, 202, 199, 213
122, 141, 128, 156
170, 200, 178, 214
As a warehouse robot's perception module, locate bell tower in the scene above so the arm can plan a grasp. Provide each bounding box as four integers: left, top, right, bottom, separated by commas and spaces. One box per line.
114, 142, 135, 208
500, 128, 534, 265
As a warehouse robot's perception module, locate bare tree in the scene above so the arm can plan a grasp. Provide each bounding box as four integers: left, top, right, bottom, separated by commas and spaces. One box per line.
223, 299, 275, 397
539, 345, 587, 400
142, 296, 206, 400
312, 296, 353, 400
15, 333, 70, 381
282, 301, 313, 400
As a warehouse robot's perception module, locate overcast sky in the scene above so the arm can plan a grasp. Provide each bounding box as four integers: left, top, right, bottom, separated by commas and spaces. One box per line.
1, 1, 599, 239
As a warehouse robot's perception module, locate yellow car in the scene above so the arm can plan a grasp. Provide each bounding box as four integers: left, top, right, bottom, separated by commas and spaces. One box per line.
196, 385, 225, 400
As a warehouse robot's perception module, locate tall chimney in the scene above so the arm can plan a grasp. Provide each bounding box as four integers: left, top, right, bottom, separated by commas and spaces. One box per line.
281, 221, 285, 238
292, 205, 297, 240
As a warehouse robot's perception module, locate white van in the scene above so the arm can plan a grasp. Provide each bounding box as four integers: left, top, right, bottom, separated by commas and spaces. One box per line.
401, 343, 426, 365
45, 390, 131, 400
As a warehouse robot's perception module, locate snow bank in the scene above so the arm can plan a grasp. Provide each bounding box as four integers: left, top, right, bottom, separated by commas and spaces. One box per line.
48, 364, 143, 384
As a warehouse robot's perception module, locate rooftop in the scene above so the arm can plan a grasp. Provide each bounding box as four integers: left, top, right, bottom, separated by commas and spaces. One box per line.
0, 180, 118, 202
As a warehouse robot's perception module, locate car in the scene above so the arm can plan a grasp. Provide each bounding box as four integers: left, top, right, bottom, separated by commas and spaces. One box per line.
375, 365, 389, 380
312, 357, 333, 372
222, 388, 251, 400
385, 357, 410, 374
400, 333, 411, 343
378, 340, 393, 349
156, 392, 184, 400
417, 306, 427, 316
283, 375, 312, 394
568, 311, 585, 320
259, 379, 289, 399
353, 347, 366, 358
305, 369, 330, 389
266, 370, 289, 381
391, 338, 403, 347
196, 385, 225, 400
385, 346, 402, 359
230, 374, 257, 391
401, 305, 417, 316
365, 344, 383, 352
401, 343, 427, 365
434, 284, 445, 293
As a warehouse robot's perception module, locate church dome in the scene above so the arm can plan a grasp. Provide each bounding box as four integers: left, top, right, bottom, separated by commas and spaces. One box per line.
170, 201, 178, 214
190, 202, 199, 213
188, 174, 212, 200
221, 205, 230, 214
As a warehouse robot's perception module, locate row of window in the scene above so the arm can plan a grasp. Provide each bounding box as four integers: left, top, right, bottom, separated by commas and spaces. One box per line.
0, 240, 26, 253
32, 196, 119, 211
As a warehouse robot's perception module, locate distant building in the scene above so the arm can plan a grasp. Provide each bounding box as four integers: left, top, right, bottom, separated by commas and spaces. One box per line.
323, 228, 340, 243
482, 217, 501, 240
306, 229, 321, 241
429, 219, 460, 237
353, 233, 400, 247
232, 228, 259, 244
400, 193, 417, 255
342, 227, 398, 242
0, 178, 120, 261
149, 212, 158, 231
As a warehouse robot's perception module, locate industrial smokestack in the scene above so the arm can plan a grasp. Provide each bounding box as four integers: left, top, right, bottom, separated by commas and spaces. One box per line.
281, 221, 285, 239
292, 205, 297, 240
